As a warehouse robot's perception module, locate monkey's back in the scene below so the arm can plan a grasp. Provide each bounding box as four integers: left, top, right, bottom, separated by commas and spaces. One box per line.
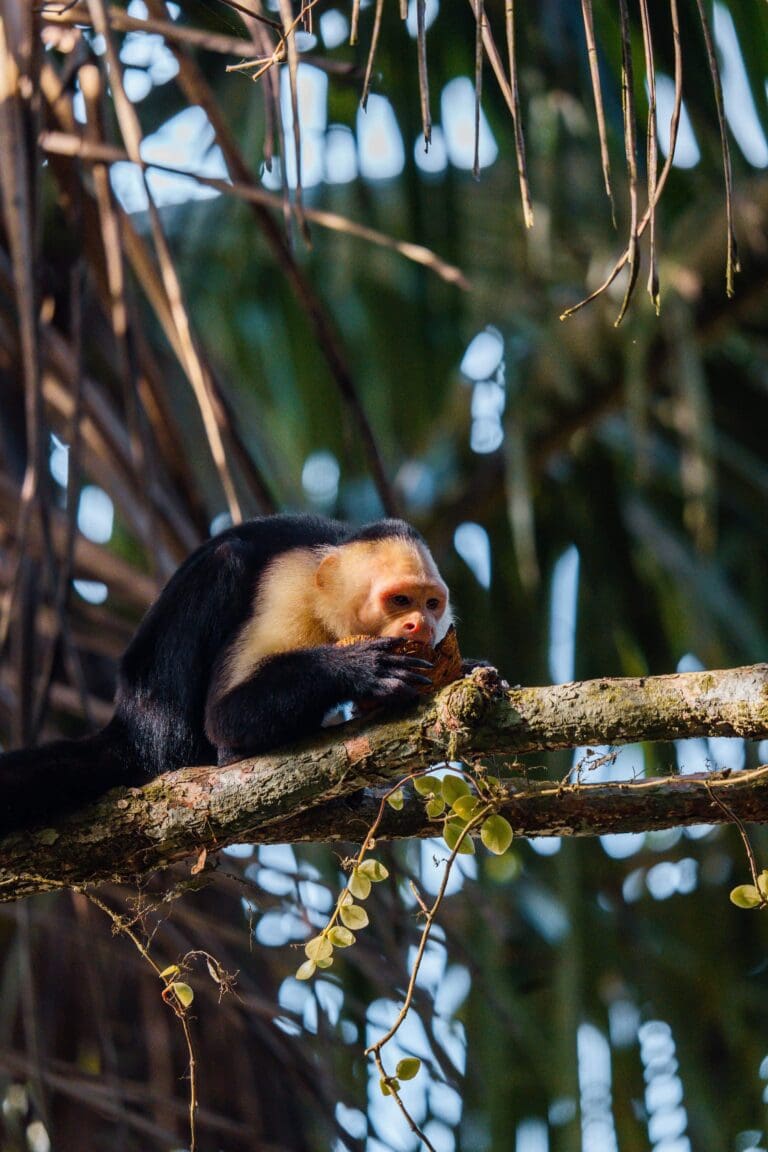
114, 515, 348, 774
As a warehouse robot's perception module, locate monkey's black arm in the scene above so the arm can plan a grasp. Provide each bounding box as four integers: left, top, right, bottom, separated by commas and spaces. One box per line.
205, 639, 432, 764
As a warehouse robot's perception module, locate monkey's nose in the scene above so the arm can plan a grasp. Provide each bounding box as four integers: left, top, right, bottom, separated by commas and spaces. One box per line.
402, 619, 433, 642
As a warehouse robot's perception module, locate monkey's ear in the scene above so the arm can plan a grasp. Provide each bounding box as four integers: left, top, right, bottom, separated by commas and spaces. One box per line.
315, 551, 339, 589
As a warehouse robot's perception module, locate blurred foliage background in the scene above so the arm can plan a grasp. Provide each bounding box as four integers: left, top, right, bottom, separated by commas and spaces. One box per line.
1, 0, 768, 1149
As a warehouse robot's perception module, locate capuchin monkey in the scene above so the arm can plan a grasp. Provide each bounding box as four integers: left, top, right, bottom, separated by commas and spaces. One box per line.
0, 514, 453, 832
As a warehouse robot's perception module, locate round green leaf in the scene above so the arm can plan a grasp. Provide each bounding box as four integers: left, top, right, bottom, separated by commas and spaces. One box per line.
296, 959, 317, 980
349, 870, 372, 900
452, 794, 479, 820
441, 774, 470, 806
730, 885, 762, 909
413, 775, 438, 796
395, 1057, 421, 1081
315, 956, 334, 969
305, 934, 334, 962
359, 859, 389, 882
480, 814, 514, 855
169, 982, 194, 1008
485, 852, 521, 883
379, 1077, 400, 1096
340, 902, 370, 930
387, 788, 405, 811
328, 926, 355, 948
443, 819, 475, 855
426, 796, 446, 819
160, 964, 181, 981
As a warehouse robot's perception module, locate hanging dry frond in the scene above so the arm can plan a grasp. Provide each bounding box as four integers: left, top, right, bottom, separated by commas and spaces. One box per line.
416, 0, 432, 148
361, 0, 384, 110
504, 0, 534, 228
580, 0, 615, 225
694, 0, 740, 298
638, 0, 659, 312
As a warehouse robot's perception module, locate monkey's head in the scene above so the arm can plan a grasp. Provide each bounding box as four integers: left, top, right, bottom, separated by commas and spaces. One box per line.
314, 522, 452, 646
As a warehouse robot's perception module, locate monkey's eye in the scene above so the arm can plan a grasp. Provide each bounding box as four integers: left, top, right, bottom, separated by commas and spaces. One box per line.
426, 598, 441, 611
390, 594, 411, 608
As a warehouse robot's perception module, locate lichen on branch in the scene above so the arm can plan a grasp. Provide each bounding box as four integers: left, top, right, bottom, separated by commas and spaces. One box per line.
1, 663, 767, 902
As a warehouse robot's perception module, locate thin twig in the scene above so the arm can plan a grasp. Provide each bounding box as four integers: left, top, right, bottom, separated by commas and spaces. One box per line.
277, 0, 308, 242
86, 893, 199, 1151
638, 0, 659, 311
561, 0, 683, 321
85, 0, 243, 523
504, 0, 534, 228
361, 0, 384, 109
472, 0, 484, 179
694, 0, 739, 297
147, 0, 399, 514
371, 1050, 438, 1152
705, 781, 764, 897
30, 252, 94, 736
42, 3, 278, 54
366, 794, 492, 1151
666, 0, 683, 186
580, 0, 615, 224
350, 0, 361, 45
615, 0, 640, 326
40, 132, 469, 289
416, 0, 431, 148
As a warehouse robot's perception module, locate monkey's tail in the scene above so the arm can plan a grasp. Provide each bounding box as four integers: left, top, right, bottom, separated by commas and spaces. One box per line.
0, 718, 137, 836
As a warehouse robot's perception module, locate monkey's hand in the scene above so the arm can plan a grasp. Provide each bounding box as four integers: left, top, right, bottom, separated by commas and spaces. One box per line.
207, 640, 436, 764
339, 638, 434, 703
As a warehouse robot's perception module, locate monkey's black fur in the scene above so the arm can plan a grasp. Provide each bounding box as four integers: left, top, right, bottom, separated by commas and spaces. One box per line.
0, 515, 432, 833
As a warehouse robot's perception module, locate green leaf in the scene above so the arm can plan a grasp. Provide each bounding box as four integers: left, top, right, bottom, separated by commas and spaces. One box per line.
759, 870, 768, 897
379, 1077, 400, 1096
169, 982, 194, 1008
296, 959, 317, 980
413, 775, 438, 796
358, 859, 389, 882
485, 852, 521, 883
315, 956, 334, 969
730, 885, 763, 909
328, 926, 355, 948
305, 935, 334, 962
423, 797, 446, 824
425, 796, 446, 819
340, 902, 370, 930
387, 788, 405, 810
441, 774, 470, 806
395, 1057, 421, 1081
349, 870, 372, 900
160, 964, 181, 981
443, 818, 475, 855
452, 794, 479, 820
480, 814, 514, 855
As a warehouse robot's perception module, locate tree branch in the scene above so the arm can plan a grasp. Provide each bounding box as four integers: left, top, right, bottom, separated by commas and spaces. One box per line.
1, 663, 767, 901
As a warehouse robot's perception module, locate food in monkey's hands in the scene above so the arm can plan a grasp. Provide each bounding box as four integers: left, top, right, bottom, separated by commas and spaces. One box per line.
337, 625, 462, 710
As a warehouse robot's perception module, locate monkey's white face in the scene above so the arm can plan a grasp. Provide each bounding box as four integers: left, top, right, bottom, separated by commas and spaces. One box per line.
324, 537, 452, 646
313, 534, 453, 645
358, 574, 449, 644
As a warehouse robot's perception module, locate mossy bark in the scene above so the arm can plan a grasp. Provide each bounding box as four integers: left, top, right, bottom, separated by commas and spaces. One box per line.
1, 663, 767, 901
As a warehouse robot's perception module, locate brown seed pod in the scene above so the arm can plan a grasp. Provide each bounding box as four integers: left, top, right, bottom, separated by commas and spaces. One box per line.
337, 624, 463, 702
